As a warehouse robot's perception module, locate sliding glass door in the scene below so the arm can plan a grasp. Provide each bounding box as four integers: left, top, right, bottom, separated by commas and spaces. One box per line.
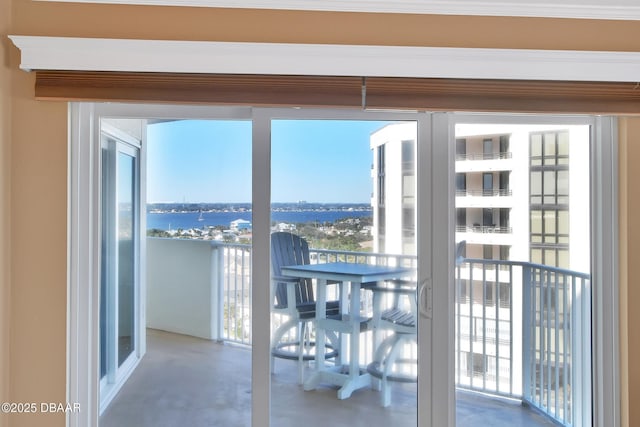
252, 109, 438, 427
71, 104, 615, 427
448, 114, 596, 427
99, 119, 145, 412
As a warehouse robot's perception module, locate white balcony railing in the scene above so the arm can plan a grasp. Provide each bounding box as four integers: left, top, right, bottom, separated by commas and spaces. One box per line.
147, 238, 590, 427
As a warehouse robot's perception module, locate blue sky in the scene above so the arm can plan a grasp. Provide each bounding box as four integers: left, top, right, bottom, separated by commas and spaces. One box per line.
147, 119, 392, 203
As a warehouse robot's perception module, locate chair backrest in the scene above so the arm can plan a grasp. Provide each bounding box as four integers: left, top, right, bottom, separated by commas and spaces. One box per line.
271, 232, 315, 308
455, 240, 467, 266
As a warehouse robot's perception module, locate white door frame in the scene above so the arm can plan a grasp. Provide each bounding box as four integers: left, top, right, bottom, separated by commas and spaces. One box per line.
251, 108, 433, 426
67, 103, 253, 427
98, 124, 144, 412
435, 112, 618, 427
68, 104, 618, 427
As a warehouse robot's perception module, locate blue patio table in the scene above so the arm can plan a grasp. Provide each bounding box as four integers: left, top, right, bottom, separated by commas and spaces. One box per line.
280, 262, 413, 399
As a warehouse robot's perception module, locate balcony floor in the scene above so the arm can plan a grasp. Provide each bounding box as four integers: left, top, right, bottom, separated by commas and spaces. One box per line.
101, 329, 557, 427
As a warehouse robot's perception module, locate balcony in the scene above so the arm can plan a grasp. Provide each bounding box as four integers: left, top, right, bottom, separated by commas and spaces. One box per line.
455, 189, 514, 209
123, 238, 590, 426
455, 224, 514, 246
455, 151, 514, 173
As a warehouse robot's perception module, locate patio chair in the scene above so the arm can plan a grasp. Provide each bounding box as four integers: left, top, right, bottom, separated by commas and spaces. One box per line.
367, 240, 466, 407
270, 232, 340, 384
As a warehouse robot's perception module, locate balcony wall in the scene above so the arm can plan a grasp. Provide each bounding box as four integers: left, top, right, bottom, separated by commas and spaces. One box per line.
146, 238, 590, 426
146, 238, 217, 340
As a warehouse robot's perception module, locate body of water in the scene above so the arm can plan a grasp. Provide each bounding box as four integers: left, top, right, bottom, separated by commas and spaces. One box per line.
147, 209, 371, 231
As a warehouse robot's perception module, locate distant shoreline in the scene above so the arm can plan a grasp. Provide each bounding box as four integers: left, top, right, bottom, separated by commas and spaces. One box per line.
147, 202, 372, 215
146, 204, 372, 231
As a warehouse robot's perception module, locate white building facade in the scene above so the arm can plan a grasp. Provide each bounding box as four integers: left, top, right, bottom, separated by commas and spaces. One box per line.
370, 122, 591, 401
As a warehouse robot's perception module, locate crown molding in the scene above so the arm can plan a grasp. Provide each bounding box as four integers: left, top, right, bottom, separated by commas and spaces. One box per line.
8, 36, 640, 83
33, 0, 640, 21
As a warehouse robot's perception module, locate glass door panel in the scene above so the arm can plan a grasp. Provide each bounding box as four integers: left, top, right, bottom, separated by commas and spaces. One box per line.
452, 120, 592, 427
117, 151, 136, 366
269, 117, 421, 426
99, 117, 254, 426
99, 119, 142, 412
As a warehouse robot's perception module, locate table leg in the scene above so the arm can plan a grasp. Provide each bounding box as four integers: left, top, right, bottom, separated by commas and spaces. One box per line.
303, 278, 327, 391
337, 281, 369, 399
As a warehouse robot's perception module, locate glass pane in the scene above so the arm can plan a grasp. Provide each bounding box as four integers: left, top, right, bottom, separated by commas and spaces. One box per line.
531, 210, 542, 234
117, 152, 136, 366
543, 132, 556, 165
100, 119, 253, 426
543, 171, 556, 196
531, 134, 542, 166
558, 131, 570, 165
530, 171, 542, 204
558, 170, 569, 196
100, 147, 110, 380
455, 122, 591, 427
558, 210, 570, 234
544, 210, 556, 235
271, 119, 418, 424
146, 119, 253, 419
99, 119, 144, 414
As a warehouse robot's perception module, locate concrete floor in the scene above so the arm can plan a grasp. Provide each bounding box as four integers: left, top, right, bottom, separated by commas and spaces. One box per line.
100, 329, 558, 427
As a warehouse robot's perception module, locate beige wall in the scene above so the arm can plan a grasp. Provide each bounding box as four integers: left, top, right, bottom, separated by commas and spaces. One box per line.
1, 0, 11, 426
619, 117, 640, 427
5, 1, 640, 426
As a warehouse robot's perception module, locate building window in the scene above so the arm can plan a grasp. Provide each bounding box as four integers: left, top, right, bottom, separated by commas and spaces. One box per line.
456, 208, 467, 230
483, 138, 493, 159
499, 171, 509, 196
402, 207, 415, 239
483, 172, 494, 196
456, 138, 466, 159
483, 208, 494, 228
377, 144, 386, 206
456, 279, 469, 304
499, 245, 509, 261
530, 130, 570, 268
401, 139, 415, 170
499, 208, 509, 230
468, 351, 488, 378
456, 173, 467, 195
498, 282, 511, 309
499, 134, 509, 157
378, 207, 385, 252
483, 244, 493, 260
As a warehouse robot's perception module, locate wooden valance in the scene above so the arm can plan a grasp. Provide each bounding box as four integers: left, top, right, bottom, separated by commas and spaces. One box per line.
34, 71, 640, 114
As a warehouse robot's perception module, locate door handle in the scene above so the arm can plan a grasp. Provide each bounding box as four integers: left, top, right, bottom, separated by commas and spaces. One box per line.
418, 278, 432, 319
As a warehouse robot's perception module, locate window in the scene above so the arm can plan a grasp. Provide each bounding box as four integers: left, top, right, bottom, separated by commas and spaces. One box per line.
456, 208, 467, 229
499, 171, 509, 195
483, 138, 493, 159
499, 135, 509, 156
456, 138, 467, 159
456, 173, 467, 195
402, 139, 415, 170
530, 130, 572, 268
483, 173, 494, 196
483, 244, 493, 260
377, 145, 386, 206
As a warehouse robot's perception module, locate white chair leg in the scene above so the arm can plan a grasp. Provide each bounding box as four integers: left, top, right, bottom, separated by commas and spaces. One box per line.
298, 322, 307, 385
270, 317, 299, 376
371, 334, 395, 391
380, 335, 405, 407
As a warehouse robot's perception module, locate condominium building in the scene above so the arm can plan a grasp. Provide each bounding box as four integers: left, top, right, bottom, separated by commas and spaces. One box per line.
370, 122, 591, 271
370, 122, 591, 397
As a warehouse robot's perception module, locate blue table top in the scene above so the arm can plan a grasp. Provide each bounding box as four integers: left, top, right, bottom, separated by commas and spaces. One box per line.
281, 262, 413, 283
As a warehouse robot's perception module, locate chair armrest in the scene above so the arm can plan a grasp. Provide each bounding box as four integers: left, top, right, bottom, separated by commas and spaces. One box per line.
384, 279, 416, 287
368, 286, 416, 295
271, 275, 300, 283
